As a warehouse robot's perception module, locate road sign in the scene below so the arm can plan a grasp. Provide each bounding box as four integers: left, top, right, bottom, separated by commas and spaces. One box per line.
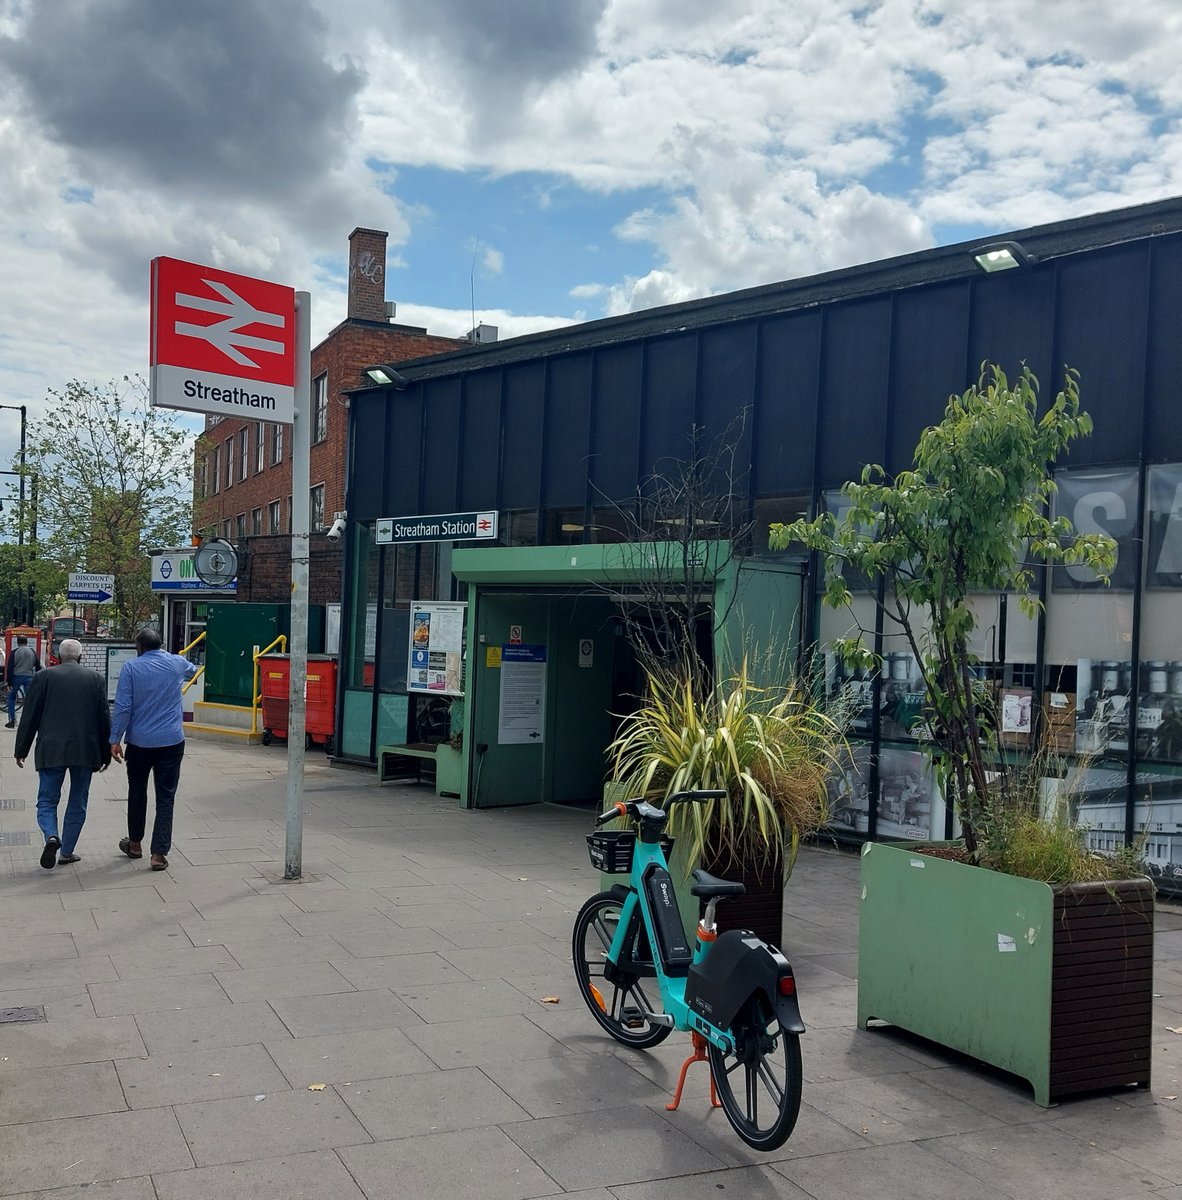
375, 511, 498, 545
150, 256, 296, 423
67, 572, 115, 604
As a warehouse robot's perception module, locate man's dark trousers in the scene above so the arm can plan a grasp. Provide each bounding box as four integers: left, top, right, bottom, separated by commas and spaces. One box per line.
125, 741, 185, 856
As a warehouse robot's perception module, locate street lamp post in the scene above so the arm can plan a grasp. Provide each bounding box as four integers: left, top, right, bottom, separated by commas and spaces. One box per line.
0, 405, 27, 624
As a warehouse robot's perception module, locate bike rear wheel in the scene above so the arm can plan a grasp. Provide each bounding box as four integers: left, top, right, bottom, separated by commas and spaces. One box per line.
572, 891, 671, 1049
707, 993, 802, 1150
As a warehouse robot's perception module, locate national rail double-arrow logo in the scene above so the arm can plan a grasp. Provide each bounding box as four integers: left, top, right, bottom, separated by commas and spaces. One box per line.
150, 256, 296, 423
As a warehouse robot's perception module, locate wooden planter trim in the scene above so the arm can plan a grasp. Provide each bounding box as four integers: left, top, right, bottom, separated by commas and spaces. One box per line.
1048, 879, 1154, 1099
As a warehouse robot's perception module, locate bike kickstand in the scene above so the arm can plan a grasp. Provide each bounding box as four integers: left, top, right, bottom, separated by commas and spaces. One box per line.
666, 1030, 721, 1111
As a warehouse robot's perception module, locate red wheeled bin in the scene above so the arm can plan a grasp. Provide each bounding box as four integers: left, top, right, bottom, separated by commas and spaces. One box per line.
258, 653, 338, 754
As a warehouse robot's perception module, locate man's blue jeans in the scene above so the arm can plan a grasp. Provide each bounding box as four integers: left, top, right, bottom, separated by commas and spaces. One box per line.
36, 766, 94, 856
8, 673, 32, 723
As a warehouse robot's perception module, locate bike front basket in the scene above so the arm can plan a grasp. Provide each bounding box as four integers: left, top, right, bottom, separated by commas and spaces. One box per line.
586, 830, 674, 873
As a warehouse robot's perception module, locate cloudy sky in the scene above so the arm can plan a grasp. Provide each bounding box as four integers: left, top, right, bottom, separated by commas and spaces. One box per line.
1, 0, 1180, 472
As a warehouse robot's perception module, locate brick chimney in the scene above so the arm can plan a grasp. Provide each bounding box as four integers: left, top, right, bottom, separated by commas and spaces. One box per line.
347, 228, 388, 322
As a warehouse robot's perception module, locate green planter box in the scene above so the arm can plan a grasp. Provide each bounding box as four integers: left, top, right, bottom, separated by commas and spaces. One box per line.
434, 744, 463, 798
858, 841, 1154, 1106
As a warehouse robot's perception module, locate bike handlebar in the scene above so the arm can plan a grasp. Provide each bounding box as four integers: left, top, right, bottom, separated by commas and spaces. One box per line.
593, 789, 727, 827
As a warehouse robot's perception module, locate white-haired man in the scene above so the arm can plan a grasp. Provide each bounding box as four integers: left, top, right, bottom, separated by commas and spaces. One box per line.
15, 638, 111, 868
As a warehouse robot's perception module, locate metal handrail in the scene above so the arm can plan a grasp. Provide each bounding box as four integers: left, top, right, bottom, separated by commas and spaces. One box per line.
251, 634, 288, 735
179, 631, 207, 696
180, 630, 206, 657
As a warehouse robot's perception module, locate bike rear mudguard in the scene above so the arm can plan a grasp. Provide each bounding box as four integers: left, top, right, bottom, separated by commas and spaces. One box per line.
684, 930, 805, 1034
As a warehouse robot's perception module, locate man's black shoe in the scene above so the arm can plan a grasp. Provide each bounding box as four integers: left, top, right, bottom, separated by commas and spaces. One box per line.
40, 836, 61, 869
4, 721, 14, 729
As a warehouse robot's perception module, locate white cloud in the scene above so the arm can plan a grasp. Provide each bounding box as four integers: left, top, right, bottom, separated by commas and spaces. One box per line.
2, 0, 1182, 472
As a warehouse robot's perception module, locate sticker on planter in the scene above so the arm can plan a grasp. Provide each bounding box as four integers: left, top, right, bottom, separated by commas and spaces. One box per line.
1026, 927, 1037, 944
997, 933, 1017, 952
908, 858, 925, 869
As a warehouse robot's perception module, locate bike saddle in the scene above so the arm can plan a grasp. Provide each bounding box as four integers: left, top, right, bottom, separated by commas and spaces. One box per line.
689, 868, 746, 899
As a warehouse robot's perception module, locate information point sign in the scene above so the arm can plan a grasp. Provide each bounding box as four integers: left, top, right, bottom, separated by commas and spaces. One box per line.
150, 256, 296, 423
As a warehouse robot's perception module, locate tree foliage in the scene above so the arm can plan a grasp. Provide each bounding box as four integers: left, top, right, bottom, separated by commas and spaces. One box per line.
4, 377, 194, 637
769, 364, 1116, 852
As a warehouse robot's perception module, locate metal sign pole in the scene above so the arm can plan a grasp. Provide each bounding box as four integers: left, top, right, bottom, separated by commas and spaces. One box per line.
285, 291, 311, 879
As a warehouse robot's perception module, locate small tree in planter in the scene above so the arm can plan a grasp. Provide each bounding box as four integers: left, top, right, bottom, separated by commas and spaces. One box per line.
770, 364, 1155, 1107
770, 363, 1117, 859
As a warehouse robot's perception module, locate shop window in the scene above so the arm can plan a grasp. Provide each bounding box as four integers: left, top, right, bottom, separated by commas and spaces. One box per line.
383, 543, 438, 609
310, 484, 325, 532
346, 522, 379, 691
588, 505, 636, 543
313, 374, 328, 443
268, 500, 281, 534
500, 509, 538, 546
235, 513, 246, 540
1139, 464, 1182, 765
239, 428, 249, 481
222, 519, 232, 540
255, 425, 265, 473
751, 496, 810, 556
271, 423, 284, 465
543, 507, 587, 545
211, 445, 220, 494
224, 437, 234, 490
251, 507, 262, 536
1045, 471, 1137, 763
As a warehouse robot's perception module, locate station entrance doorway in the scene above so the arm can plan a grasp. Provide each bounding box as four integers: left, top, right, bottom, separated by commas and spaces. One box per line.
452, 545, 803, 811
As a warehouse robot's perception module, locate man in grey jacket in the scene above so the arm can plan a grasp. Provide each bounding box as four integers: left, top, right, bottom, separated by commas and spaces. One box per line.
5, 634, 39, 727
15, 639, 111, 868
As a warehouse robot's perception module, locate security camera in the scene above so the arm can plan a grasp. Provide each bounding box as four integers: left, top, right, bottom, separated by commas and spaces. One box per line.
326, 515, 347, 541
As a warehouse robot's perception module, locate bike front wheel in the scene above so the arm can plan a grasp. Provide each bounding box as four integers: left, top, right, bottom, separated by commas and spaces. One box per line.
572, 891, 671, 1049
707, 993, 802, 1151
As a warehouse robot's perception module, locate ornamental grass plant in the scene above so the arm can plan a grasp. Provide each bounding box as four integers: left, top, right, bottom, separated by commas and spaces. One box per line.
607, 660, 848, 876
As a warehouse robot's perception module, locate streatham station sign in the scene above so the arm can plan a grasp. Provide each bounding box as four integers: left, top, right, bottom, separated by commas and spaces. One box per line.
150, 256, 296, 423
376, 511, 498, 545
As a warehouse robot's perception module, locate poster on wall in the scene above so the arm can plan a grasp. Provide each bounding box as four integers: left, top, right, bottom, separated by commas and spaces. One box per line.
405, 601, 466, 696
827, 741, 873, 833
1052, 468, 1139, 591
825, 651, 876, 736
877, 747, 940, 841
1146, 463, 1182, 589
824, 650, 928, 740
1073, 659, 1182, 762
1001, 688, 1034, 734
498, 644, 546, 744
877, 651, 927, 740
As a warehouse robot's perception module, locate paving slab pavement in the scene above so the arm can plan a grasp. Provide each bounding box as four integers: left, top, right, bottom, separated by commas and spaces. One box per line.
0, 733, 1180, 1199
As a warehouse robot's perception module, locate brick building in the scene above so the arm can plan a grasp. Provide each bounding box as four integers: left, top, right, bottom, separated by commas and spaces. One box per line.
192, 228, 464, 606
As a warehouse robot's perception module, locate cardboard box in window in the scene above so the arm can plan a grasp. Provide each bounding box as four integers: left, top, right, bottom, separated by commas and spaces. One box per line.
1043, 691, 1076, 754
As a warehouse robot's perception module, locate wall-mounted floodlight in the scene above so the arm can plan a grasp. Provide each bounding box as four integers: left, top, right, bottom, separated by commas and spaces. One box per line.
972, 241, 1036, 273
364, 365, 409, 389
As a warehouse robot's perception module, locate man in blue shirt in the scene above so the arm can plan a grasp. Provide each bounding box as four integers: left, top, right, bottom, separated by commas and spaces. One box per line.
110, 628, 198, 872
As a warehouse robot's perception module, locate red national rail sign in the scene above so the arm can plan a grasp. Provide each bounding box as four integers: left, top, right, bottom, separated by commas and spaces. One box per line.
150, 256, 296, 423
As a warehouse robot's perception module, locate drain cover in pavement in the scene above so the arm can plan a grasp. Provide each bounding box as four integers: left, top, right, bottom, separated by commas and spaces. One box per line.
0, 1006, 46, 1025
0, 831, 31, 846
0, 798, 25, 810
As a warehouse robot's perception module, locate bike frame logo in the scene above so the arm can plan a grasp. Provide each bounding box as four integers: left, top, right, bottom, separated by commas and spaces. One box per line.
150, 256, 296, 423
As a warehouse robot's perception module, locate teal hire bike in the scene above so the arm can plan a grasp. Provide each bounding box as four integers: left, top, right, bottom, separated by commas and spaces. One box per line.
573, 790, 804, 1150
